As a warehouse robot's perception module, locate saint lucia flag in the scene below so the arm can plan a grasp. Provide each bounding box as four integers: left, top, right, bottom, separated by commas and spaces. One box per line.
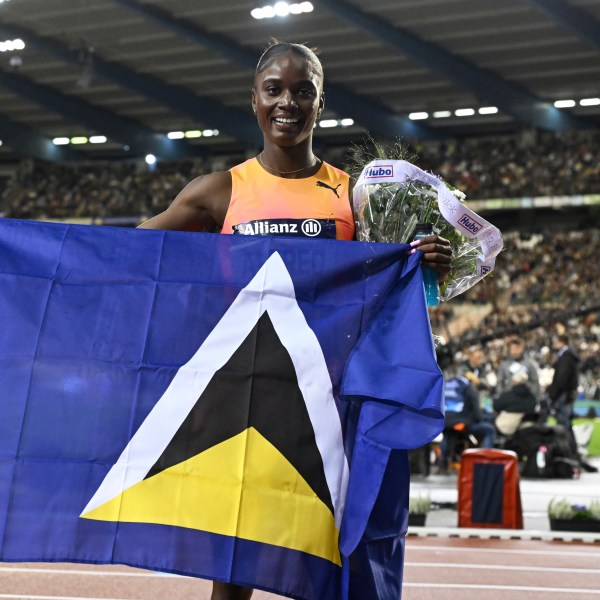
0, 219, 443, 600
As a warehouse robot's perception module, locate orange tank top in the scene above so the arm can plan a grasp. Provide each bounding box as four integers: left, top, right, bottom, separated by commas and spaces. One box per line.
222, 158, 355, 240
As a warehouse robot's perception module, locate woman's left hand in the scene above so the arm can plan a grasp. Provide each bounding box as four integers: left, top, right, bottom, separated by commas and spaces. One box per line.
411, 235, 452, 283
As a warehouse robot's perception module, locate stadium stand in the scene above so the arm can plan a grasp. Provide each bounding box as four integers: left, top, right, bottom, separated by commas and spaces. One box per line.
1, 131, 599, 394
1, 130, 600, 221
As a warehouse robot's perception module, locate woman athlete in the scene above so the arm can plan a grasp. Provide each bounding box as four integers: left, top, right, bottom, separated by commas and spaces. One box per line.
140, 41, 451, 600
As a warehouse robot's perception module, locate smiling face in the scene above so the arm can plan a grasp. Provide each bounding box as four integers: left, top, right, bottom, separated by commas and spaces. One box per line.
252, 50, 324, 149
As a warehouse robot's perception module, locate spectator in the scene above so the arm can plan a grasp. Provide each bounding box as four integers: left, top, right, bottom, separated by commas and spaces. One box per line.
461, 345, 494, 394
496, 337, 541, 399
493, 368, 538, 436
547, 334, 598, 472
439, 374, 496, 474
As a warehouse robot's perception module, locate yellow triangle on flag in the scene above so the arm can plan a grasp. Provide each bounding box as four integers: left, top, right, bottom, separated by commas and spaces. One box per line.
81, 427, 341, 565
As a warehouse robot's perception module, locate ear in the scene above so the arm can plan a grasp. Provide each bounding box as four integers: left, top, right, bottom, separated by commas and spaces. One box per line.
251, 88, 257, 116
318, 93, 325, 114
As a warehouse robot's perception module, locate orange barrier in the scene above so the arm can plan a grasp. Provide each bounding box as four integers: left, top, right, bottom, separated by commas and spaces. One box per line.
458, 448, 523, 529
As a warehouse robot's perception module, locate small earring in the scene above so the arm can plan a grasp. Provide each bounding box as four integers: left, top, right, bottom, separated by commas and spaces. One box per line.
253, 107, 257, 116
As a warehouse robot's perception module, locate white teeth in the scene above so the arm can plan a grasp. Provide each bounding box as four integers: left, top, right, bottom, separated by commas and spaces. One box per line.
274, 118, 299, 124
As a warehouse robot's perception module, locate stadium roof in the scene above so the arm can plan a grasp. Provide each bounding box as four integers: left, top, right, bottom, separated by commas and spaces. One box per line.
0, 0, 599, 162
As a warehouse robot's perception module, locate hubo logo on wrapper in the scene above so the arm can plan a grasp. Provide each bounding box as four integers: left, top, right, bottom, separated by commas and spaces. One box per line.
364, 165, 394, 179
457, 213, 483, 235
480, 265, 491, 276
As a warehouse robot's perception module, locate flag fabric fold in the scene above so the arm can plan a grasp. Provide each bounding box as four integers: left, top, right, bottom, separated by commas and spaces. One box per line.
0, 219, 443, 600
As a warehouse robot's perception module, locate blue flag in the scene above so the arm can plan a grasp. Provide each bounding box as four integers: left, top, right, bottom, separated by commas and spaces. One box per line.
0, 219, 443, 600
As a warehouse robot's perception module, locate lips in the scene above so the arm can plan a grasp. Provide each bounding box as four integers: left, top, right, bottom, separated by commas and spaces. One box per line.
273, 116, 301, 126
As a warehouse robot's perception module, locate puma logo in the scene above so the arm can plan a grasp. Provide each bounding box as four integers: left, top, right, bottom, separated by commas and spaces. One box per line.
316, 181, 341, 198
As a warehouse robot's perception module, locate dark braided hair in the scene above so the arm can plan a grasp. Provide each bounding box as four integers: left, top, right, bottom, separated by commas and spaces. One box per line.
255, 39, 323, 83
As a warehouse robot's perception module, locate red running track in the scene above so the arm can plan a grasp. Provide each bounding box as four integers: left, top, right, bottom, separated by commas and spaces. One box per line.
403, 536, 600, 599
1, 536, 599, 599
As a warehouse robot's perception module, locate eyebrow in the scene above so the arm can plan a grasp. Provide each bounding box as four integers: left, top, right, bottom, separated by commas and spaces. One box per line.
261, 77, 317, 88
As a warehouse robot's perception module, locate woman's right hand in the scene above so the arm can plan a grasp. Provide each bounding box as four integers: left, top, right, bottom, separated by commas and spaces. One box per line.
411, 235, 452, 282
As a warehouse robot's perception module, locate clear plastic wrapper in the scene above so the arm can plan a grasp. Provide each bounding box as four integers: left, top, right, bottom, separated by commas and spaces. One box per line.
353, 160, 503, 301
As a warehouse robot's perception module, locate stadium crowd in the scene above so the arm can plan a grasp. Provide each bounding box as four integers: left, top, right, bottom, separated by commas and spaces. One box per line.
430, 227, 600, 399
416, 129, 600, 199
1, 130, 600, 221
1, 130, 599, 397
429, 227, 600, 475
0, 158, 209, 221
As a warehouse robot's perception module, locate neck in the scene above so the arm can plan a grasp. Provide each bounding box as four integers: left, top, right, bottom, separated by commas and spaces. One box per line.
257, 152, 317, 177
259, 142, 317, 176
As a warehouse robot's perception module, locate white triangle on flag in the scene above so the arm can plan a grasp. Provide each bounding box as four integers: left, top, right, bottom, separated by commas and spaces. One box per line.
81, 251, 349, 526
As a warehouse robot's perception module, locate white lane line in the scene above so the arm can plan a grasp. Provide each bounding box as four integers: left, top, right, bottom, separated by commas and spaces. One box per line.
404, 583, 600, 594
0, 566, 185, 578
406, 544, 600, 558
406, 561, 600, 574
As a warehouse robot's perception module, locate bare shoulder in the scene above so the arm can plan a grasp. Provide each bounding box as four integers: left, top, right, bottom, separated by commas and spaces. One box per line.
175, 171, 232, 223
139, 170, 231, 232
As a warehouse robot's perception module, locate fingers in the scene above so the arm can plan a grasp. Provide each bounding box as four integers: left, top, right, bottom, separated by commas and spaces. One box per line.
412, 238, 452, 265
410, 235, 453, 282
411, 235, 451, 253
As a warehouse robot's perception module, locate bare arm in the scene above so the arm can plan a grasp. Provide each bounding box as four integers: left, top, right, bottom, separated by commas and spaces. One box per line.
138, 171, 232, 232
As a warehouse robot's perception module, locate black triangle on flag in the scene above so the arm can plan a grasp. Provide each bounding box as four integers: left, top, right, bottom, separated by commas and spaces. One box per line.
80, 252, 348, 565
146, 311, 333, 513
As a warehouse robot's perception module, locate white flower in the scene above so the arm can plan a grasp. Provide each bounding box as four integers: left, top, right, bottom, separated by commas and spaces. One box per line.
452, 189, 466, 201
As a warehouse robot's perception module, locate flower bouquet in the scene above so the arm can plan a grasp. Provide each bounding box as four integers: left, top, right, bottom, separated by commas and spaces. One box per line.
348, 140, 503, 301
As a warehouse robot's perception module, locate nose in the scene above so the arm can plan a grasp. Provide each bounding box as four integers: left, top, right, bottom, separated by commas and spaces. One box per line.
279, 91, 298, 108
